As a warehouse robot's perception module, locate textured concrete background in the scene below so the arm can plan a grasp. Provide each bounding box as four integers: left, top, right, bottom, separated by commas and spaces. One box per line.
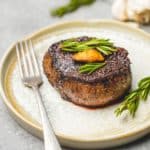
0, 0, 150, 150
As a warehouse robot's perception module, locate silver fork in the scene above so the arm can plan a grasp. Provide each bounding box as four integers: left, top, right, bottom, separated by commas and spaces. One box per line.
16, 40, 62, 150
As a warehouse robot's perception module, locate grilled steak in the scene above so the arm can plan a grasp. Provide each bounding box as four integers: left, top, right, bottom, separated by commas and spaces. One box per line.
43, 37, 131, 107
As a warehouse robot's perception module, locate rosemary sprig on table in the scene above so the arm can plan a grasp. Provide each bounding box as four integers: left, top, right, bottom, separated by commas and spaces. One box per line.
115, 77, 150, 117
61, 38, 117, 55
79, 62, 106, 74
51, 0, 96, 17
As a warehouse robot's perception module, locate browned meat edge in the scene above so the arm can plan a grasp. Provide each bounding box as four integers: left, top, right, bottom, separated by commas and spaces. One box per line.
43, 52, 131, 107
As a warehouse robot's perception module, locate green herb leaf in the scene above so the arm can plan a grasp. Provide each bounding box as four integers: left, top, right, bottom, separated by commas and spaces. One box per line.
79, 62, 106, 74
115, 77, 150, 117
96, 46, 117, 55
61, 38, 117, 54
51, 0, 96, 17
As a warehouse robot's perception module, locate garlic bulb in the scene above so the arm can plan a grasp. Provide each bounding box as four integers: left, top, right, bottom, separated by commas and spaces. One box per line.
112, 0, 150, 24
112, 0, 128, 21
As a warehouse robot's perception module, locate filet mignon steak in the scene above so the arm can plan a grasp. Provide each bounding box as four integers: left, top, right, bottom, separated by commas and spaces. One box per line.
43, 37, 131, 107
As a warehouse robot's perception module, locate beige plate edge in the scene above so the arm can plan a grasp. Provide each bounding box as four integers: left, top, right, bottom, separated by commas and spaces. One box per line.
1, 20, 150, 149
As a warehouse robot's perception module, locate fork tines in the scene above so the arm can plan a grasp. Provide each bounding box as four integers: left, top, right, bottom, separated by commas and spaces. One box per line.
16, 40, 40, 79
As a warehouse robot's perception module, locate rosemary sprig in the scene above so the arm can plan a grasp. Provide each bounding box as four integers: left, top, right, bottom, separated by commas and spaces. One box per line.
96, 46, 117, 55
51, 0, 96, 17
61, 38, 117, 55
79, 62, 106, 74
115, 77, 150, 117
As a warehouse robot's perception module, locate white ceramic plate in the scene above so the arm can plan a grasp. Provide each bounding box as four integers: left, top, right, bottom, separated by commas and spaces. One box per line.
1, 20, 150, 149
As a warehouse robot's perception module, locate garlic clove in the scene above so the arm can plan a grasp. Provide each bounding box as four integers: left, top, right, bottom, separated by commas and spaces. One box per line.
112, 0, 150, 24
127, 0, 150, 24
72, 49, 104, 63
112, 0, 128, 21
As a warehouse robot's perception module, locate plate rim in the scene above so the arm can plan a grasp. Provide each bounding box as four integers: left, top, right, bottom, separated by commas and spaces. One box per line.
1, 19, 150, 148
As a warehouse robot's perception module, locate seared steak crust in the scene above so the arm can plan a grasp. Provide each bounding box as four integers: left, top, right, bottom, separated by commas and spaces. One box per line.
43, 37, 131, 107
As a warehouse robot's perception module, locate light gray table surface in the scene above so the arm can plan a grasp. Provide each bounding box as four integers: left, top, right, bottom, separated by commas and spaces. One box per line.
0, 0, 150, 150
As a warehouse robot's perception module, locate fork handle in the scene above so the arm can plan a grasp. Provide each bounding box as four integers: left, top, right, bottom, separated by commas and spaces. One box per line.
33, 86, 62, 150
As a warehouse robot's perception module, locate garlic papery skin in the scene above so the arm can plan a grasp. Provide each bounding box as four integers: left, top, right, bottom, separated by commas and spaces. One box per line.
127, 0, 150, 24
112, 0, 150, 24
112, 0, 128, 21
